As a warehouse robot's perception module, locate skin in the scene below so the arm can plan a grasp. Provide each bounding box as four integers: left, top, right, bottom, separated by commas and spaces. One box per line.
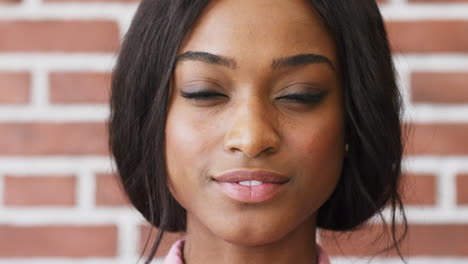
165, 0, 345, 263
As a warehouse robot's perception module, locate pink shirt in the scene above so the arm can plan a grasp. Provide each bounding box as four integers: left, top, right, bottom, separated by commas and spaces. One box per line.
163, 237, 331, 264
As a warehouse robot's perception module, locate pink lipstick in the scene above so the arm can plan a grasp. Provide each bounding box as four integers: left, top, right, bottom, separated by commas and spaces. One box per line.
214, 169, 290, 203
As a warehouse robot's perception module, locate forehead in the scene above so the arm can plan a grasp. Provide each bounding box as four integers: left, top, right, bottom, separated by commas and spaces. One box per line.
178, 0, 337, 69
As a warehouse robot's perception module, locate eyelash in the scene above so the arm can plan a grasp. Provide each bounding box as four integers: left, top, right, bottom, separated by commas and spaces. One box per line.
180, 91, 325, 105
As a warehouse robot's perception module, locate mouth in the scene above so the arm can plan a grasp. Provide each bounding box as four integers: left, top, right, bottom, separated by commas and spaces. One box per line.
214, 181, 288, 203
213, 168, 290, 184
213, 169, 290, 203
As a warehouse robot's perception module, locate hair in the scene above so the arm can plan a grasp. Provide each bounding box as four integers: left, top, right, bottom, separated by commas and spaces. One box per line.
109, 0, 408, 263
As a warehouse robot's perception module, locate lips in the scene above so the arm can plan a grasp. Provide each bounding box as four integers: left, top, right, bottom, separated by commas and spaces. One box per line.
213, 169, 290, 184
213, 169, 290, 203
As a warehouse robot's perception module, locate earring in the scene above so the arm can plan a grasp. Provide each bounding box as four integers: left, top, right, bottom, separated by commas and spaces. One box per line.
345, 143, 349, 152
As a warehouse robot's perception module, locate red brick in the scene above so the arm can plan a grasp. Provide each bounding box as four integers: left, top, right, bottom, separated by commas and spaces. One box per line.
456, 174, 468, 205
4, 175, 76, 206
0, 122, 108, 155
321, 224, 468, 256
405, 123, 468, 155
0, 72, 30, 104
386, 20, 468, 53
0, 20, 119, 52
0, 225, 117, 257
411, 72, 468, 104
95, 173, 130, 207
49, 72, 111, 104
139, 225, 185, 257
401, 173, 437, 206
406, 225, 468, 256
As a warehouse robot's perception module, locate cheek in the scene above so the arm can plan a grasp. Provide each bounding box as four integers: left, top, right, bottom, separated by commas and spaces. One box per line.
304, 125, 343, 159
290, 115, 345, 198
165, 107, 208, 199
289, 106, 344, 160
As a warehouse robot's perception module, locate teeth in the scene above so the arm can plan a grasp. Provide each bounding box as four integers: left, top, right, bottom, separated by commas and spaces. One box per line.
238, 180, 263, 186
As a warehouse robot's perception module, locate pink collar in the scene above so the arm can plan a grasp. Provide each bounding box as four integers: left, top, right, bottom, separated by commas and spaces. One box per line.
163, 237, 331, 264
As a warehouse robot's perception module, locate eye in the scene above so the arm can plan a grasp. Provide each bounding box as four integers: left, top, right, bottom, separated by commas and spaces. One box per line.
277, 92, 326, 105
181, 90, 227, 101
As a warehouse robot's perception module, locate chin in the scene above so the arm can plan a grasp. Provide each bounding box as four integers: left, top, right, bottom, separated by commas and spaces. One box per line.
213, 221, 291, 247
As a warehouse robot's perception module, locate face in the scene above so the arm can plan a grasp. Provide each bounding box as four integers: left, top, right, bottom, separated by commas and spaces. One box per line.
165, 0, 345, 246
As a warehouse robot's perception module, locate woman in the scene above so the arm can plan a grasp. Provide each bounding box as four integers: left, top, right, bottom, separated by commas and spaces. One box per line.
109, 0, 407, 263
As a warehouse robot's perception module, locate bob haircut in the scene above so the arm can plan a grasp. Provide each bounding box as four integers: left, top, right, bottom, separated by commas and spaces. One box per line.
109, 0, 408, 262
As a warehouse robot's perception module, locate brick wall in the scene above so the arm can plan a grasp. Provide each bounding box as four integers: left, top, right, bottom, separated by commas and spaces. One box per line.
0, 0, 467, 263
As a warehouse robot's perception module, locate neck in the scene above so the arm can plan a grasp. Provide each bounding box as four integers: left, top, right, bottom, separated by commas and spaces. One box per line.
183, 214, 318, 264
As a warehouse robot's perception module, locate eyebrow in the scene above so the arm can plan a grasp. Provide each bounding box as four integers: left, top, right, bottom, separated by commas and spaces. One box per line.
175, 51, 335, 71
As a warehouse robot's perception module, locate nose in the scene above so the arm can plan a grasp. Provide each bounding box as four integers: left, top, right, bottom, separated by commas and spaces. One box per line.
224, 96, 280, 158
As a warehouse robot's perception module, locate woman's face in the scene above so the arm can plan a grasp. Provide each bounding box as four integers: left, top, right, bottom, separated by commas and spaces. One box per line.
165, 0, 345, 245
